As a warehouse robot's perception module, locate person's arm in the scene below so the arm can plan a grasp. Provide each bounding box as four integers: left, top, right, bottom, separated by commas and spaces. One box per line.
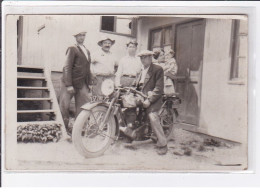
86, 50, 95, 86
91, 52, 98, 64
114, 57, 119, 73
147, 67, 164, 104
165, 59, 178, 79
63, 47, 75, 87
87, 49, 91, 64
115, 59, 123, 87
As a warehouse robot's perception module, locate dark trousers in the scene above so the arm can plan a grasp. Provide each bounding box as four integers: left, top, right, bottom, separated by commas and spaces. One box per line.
59, 81, 91, 130
124, 108, 167, 147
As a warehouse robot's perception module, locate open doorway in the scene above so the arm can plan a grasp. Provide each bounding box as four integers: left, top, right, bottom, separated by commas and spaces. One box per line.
175, 19, 205, 126
148, 19, 206, 127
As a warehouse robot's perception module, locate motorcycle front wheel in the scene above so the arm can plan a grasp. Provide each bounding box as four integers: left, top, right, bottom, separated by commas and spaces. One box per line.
72, 106, 116, 158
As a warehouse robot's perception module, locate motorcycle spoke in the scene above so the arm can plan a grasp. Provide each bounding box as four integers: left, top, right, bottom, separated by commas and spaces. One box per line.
95, 130, 116, 141
81, 110, 114, 141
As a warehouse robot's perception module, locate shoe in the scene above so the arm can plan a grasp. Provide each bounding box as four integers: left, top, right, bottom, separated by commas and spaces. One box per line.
156, 145, 168, 155
150, 133, 158, 143
66, 136, 72, 143
67, 131, 72, 137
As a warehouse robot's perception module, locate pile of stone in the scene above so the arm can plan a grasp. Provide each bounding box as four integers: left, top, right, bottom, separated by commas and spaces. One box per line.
17, 124, 62, 143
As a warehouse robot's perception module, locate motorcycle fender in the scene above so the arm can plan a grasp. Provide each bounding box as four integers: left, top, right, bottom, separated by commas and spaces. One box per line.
80, 102, 109, 111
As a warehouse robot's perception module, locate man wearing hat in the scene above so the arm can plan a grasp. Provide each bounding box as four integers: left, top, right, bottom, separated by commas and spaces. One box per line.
91, 36, 118, 99
135, 50, 168, 155
115, 39, 142, 87
59, 30, 92, 135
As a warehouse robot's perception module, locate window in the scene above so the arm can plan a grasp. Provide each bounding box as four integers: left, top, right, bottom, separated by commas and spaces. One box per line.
100, 16, 136, 37
150, 26, 173, 52
101, 16, 115, 32
229, 19, 247, 83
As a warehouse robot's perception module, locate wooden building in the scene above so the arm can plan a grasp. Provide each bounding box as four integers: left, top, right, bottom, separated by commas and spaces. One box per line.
16, 15, 248, 143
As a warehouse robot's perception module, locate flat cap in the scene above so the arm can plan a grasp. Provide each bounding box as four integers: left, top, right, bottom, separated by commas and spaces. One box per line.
137, 50, 154, 57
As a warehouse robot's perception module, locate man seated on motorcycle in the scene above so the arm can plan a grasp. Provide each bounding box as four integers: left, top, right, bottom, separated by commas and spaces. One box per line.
134, 50, 168, 155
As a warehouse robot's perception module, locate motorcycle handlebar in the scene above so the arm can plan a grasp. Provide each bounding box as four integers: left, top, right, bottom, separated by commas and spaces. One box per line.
116, 87, 147, 98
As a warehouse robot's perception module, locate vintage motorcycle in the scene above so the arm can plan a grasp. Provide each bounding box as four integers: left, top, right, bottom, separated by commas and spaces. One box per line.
72, 79, 181, 158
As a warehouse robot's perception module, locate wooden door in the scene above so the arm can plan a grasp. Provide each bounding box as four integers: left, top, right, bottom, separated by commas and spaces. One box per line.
175, 20, 205, 125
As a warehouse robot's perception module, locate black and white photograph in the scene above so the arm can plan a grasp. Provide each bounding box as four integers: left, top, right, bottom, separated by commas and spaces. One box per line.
4, 14, 248, 171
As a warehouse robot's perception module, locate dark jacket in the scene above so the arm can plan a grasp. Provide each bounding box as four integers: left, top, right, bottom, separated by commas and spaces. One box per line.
62, 45, 92, 89
135, 63, 164, 113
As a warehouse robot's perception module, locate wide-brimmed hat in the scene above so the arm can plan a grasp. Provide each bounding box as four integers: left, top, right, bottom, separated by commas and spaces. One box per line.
97, 36, 115, 47
137, 50, 154, 57
126, 39, 138, 47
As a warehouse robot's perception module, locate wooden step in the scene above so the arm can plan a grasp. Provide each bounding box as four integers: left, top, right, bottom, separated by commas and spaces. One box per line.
17, 65, 44, 69
17, 109, 55, 114
17, 121, 60, 125
17, 98, 52, 101
17, 66, 44, 73
17, 75, 46, 80
18, 72, 44, 77
17, 86, 49, 90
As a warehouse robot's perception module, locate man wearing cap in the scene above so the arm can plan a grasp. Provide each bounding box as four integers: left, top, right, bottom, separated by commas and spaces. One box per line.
59, 30, 92, 135
135, 50, 168, 155
115, 39, 142, 87
91, 36, 118, 99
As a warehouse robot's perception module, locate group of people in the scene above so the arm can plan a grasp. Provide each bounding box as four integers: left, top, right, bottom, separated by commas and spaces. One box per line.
59, 29, 178, 155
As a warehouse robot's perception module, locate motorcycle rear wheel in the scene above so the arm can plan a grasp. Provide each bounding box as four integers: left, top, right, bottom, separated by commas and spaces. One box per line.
159, 107, 177, 139
72, 106, 116, 158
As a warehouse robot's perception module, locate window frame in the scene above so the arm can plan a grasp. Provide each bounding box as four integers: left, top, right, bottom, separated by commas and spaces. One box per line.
228, 19, 247, 85
99, 16, 137, 38
148, 24, 175, 51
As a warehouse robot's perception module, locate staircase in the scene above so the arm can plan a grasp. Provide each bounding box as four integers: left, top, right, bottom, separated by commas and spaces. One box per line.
17, 65, 67, 138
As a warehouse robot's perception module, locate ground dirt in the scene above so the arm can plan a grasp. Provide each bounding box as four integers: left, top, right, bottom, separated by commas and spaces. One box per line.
15, 126, 247, 171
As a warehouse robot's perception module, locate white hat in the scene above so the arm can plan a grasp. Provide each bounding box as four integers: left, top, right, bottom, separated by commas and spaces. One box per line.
73, 30, 87, 37
97, 36, 115, 47
137, 50, 154, 57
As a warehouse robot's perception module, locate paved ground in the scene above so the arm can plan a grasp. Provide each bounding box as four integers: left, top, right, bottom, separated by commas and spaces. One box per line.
15, 128, 247, 171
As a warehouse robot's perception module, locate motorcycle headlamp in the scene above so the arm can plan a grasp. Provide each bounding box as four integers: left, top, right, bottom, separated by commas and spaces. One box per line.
101, 79, 115, 96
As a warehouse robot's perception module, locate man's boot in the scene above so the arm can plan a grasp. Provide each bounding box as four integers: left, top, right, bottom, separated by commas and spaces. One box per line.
156, 145, 168, 155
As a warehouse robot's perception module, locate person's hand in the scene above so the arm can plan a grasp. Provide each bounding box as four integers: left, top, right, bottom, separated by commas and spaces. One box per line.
67, 86, 75, 94
135, 95, 144, 106
115, 84, 122, 88
147, 91, 154, 97
114, 80, 121, 88
143, 99, 151, 108
91, 75, 98, 85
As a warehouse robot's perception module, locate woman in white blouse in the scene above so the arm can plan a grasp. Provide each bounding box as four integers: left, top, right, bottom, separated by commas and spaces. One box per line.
115, 39, 142, 87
